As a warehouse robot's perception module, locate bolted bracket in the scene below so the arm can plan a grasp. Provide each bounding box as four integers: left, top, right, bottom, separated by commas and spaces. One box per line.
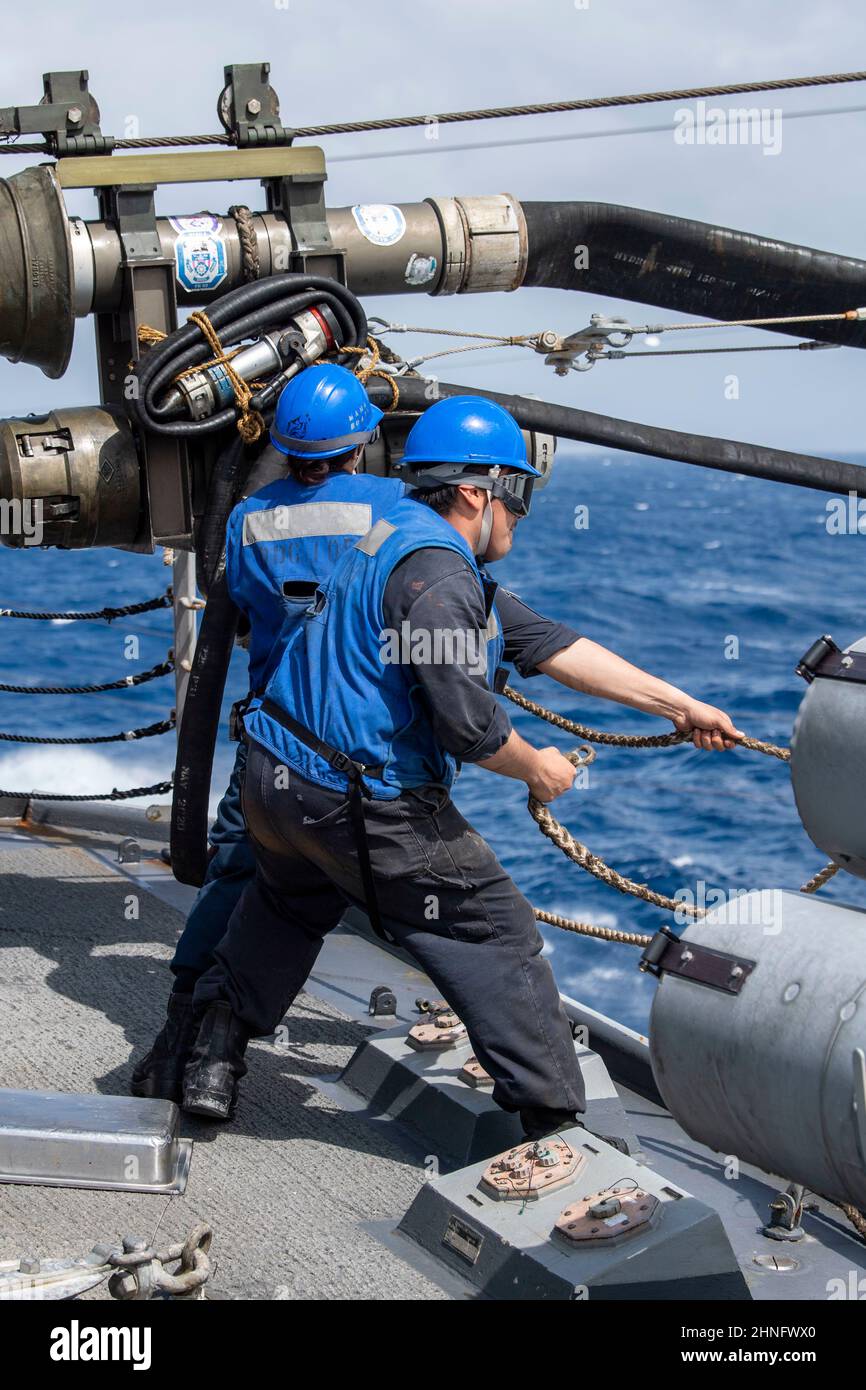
0, 70, 113, 156
640, 924, 755, 995
217, 63, 292, 148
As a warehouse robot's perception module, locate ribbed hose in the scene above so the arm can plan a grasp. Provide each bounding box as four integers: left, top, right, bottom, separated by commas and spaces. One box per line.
367, 376, 866, 496
131, 274, 369, 437
521, 203, 866, 349
196, 433, 251, 597
171, 566, 239, 887
164, 275, 368, 883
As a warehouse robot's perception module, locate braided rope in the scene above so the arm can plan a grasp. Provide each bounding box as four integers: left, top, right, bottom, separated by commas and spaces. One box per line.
516, 692, 833, 941
504, 685, 790, 759
0, 717, 175, 746
838, 1202, 866, 1240
0, 656, 174, 696
800, 861, 840, 893
228, 204, 260, 282
0, 780, 173, 803
138, 314, 265, 442
0, 592, 172, 622
534, 907, 652, 947
342, 339, 402, 409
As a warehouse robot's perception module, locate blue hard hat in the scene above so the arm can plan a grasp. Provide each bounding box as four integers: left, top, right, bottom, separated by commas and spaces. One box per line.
401, 396, 540, 477
270, 363, 383, 459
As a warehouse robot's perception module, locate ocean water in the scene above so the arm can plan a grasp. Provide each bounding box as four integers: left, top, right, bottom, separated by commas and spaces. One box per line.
2, 449, 864, 1030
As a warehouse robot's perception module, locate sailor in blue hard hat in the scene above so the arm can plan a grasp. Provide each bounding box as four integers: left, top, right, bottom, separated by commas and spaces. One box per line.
130, 363, 403, 1104
184, 394, 741, 1128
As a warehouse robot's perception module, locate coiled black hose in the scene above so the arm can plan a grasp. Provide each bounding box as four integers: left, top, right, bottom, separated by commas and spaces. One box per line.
130, 274, 369, 437
163, 275, 368, 883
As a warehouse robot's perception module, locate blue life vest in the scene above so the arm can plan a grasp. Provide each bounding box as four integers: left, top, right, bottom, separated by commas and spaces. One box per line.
246, 495, 506, 799
225, 471, 405, 693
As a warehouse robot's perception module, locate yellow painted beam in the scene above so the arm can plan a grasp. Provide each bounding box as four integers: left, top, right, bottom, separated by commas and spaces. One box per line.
55, 146, 326, 188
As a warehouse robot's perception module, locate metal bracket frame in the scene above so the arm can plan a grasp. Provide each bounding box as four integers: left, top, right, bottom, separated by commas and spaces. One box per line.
0, 69, 113, 156
264, 169, 347, 284
217, 62, 292, 148
639, 925, 755, 995
94, 182, 191, 549
796, 634, 866, 686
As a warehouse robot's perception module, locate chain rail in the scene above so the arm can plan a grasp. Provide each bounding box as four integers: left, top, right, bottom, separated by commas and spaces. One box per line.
0, 655, 174, 695
0, 780, 173, 803
0, 592, 172, 622
0, 717, 174, 746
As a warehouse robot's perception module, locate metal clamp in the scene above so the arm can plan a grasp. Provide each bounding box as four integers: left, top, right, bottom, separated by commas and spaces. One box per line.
639, 925, 755, 995
217, 63, 292, 147
796, 634, 866, 686
0, 70, 113, 156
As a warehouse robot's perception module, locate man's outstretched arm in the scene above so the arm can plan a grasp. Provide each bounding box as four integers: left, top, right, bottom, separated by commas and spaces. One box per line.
538, 638, 743, 751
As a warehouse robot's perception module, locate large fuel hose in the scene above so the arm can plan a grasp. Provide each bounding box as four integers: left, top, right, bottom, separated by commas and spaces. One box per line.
170, 438, 289, 887
171, 567, 240, 887
367, 376, 866, 497
166, 274, 369, 882
131, 274, 369, 437
196, 432, 252, 596
521, 203, 866, 350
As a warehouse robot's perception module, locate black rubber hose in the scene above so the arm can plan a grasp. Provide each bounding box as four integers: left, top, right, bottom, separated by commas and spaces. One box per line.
368, 376, 866, 497
195, 432, 252, 597
521, 203, 866, 349
171, 565, 240, 887
131, 274, 368, 437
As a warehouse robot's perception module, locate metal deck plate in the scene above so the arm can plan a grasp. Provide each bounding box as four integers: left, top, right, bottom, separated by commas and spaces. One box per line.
0, 1089, 192, 1195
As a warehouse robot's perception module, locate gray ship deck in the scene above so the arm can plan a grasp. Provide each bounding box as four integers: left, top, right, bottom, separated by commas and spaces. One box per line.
1, 799, 864, 1301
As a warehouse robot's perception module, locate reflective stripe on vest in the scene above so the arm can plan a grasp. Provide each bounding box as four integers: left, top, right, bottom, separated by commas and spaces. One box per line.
248, 496, 506, 799
242, 501, 375, 546
226, 474, 405, 693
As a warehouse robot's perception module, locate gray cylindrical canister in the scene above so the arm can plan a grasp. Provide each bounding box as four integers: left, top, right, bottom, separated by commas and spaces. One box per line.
791, 635, 866, 880
649, 890, 866, 1208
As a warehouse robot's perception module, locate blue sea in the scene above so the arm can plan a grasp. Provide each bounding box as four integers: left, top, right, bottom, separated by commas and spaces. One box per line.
2, 449, 864, 1030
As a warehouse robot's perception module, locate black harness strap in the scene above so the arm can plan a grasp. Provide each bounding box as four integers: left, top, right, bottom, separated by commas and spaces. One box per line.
259, 697, 388, 941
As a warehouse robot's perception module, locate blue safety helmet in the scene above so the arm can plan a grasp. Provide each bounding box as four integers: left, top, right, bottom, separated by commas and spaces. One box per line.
270, 363, 384, 460
401, 396, 541, 517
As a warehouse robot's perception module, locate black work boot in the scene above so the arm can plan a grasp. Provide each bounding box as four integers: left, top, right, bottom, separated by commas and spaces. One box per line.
519, 1106, 583, 1141
182, 1001, 251, 1121
130, 993, 198, 1103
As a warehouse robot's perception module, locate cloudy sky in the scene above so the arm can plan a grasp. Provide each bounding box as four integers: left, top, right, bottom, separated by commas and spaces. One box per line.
1, 0, 865, 454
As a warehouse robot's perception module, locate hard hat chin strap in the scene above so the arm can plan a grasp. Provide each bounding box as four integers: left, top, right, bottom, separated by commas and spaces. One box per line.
476, 494, 495, 560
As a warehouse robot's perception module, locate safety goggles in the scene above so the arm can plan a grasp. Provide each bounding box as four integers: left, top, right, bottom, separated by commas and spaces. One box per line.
489, 471, 534, 518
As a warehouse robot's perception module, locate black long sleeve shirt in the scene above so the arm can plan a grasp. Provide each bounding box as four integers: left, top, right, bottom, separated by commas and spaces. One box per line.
382, 547, 580, 763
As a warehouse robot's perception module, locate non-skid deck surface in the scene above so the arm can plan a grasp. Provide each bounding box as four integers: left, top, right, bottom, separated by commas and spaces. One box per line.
0, 824, 448, 1300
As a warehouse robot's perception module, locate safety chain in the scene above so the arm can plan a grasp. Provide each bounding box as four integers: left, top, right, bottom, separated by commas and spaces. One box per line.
0, 591, 173, 622
138, 314, 265, 442
0, 780, 173, 803
107, 1224, 213, 1301
0, 655, 175, 695
0, 716, 175, 746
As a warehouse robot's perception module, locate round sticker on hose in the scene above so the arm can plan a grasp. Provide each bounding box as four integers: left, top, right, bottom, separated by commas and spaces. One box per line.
351, 204, 407, 246
169, 214, 223, 235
